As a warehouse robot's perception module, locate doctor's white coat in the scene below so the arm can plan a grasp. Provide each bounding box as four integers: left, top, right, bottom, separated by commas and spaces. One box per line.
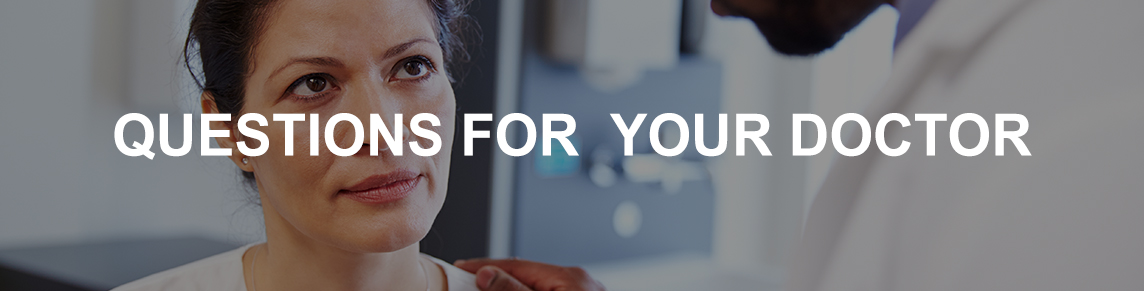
788, 0, 1144, 290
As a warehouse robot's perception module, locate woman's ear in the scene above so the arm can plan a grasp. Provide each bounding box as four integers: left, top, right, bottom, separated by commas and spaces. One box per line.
201, 92, 252, 172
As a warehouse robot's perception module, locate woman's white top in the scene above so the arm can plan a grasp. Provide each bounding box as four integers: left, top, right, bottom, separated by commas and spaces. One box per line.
112, 244, 478, 291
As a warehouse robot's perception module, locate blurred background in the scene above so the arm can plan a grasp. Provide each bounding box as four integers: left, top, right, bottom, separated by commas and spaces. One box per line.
0, 0, 897, 290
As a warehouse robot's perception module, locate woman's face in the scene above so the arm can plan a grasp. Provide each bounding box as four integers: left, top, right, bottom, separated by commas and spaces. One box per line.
227, 0, 455, 253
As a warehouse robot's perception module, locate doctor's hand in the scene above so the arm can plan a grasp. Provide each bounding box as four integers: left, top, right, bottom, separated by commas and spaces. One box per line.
454, 258, 606, 291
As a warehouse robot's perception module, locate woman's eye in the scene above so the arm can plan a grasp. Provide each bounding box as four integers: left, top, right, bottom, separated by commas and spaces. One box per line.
291, 75, 331, 97
393, 57, 433, 80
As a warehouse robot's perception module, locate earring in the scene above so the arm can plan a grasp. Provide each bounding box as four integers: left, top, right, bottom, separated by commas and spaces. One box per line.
241, 157, 249, 165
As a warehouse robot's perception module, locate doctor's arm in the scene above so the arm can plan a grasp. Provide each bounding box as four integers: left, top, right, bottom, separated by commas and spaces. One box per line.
454, 258, 605, 291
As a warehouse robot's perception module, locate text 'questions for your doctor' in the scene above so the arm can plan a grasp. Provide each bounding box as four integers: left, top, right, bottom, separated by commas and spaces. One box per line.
114, 113, 1031, 159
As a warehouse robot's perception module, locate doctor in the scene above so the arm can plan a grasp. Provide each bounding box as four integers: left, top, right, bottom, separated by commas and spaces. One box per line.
456, 0, 1144, 290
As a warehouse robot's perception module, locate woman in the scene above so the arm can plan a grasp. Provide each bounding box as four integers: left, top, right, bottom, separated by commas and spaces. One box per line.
114, 0, 476, 290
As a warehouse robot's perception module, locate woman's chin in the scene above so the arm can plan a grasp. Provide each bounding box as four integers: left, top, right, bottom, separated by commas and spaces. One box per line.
323, 210, 435, 253
329, 226, 430, 253
302, 180, 442, 254
355, 237, 424, 253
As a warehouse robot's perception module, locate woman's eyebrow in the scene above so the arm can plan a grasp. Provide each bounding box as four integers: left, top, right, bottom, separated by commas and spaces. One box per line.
383, 38, 435, 59
265, 38, 433, 83
268, 56, 345, 82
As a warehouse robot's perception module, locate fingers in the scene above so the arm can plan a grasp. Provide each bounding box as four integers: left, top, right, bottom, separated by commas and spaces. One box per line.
476, 265, 532, 291
453, 258, 497, 273
456, 258, 606, 291
455, 258, 566, 286
456, 258, 555, 273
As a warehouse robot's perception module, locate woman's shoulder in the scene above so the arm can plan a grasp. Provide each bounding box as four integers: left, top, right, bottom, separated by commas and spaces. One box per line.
112, 244, 253, 291
424, 254, 479, 291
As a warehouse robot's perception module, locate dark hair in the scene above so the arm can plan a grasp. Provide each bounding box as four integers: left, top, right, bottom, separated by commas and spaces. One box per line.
183, 0, 472, 191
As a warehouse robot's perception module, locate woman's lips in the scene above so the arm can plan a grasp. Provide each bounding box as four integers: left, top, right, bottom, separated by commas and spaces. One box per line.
338, 170, 422, 204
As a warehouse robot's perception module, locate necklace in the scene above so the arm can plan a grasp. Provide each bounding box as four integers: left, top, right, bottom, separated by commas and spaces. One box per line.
249, 244, 432, 291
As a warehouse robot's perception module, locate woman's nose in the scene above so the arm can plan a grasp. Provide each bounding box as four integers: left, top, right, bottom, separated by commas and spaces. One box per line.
339, 86, 406, 155
354, 124, 411, 156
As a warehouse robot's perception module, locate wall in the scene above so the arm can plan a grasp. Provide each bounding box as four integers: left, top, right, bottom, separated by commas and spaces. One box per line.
0, 1, 263, 249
